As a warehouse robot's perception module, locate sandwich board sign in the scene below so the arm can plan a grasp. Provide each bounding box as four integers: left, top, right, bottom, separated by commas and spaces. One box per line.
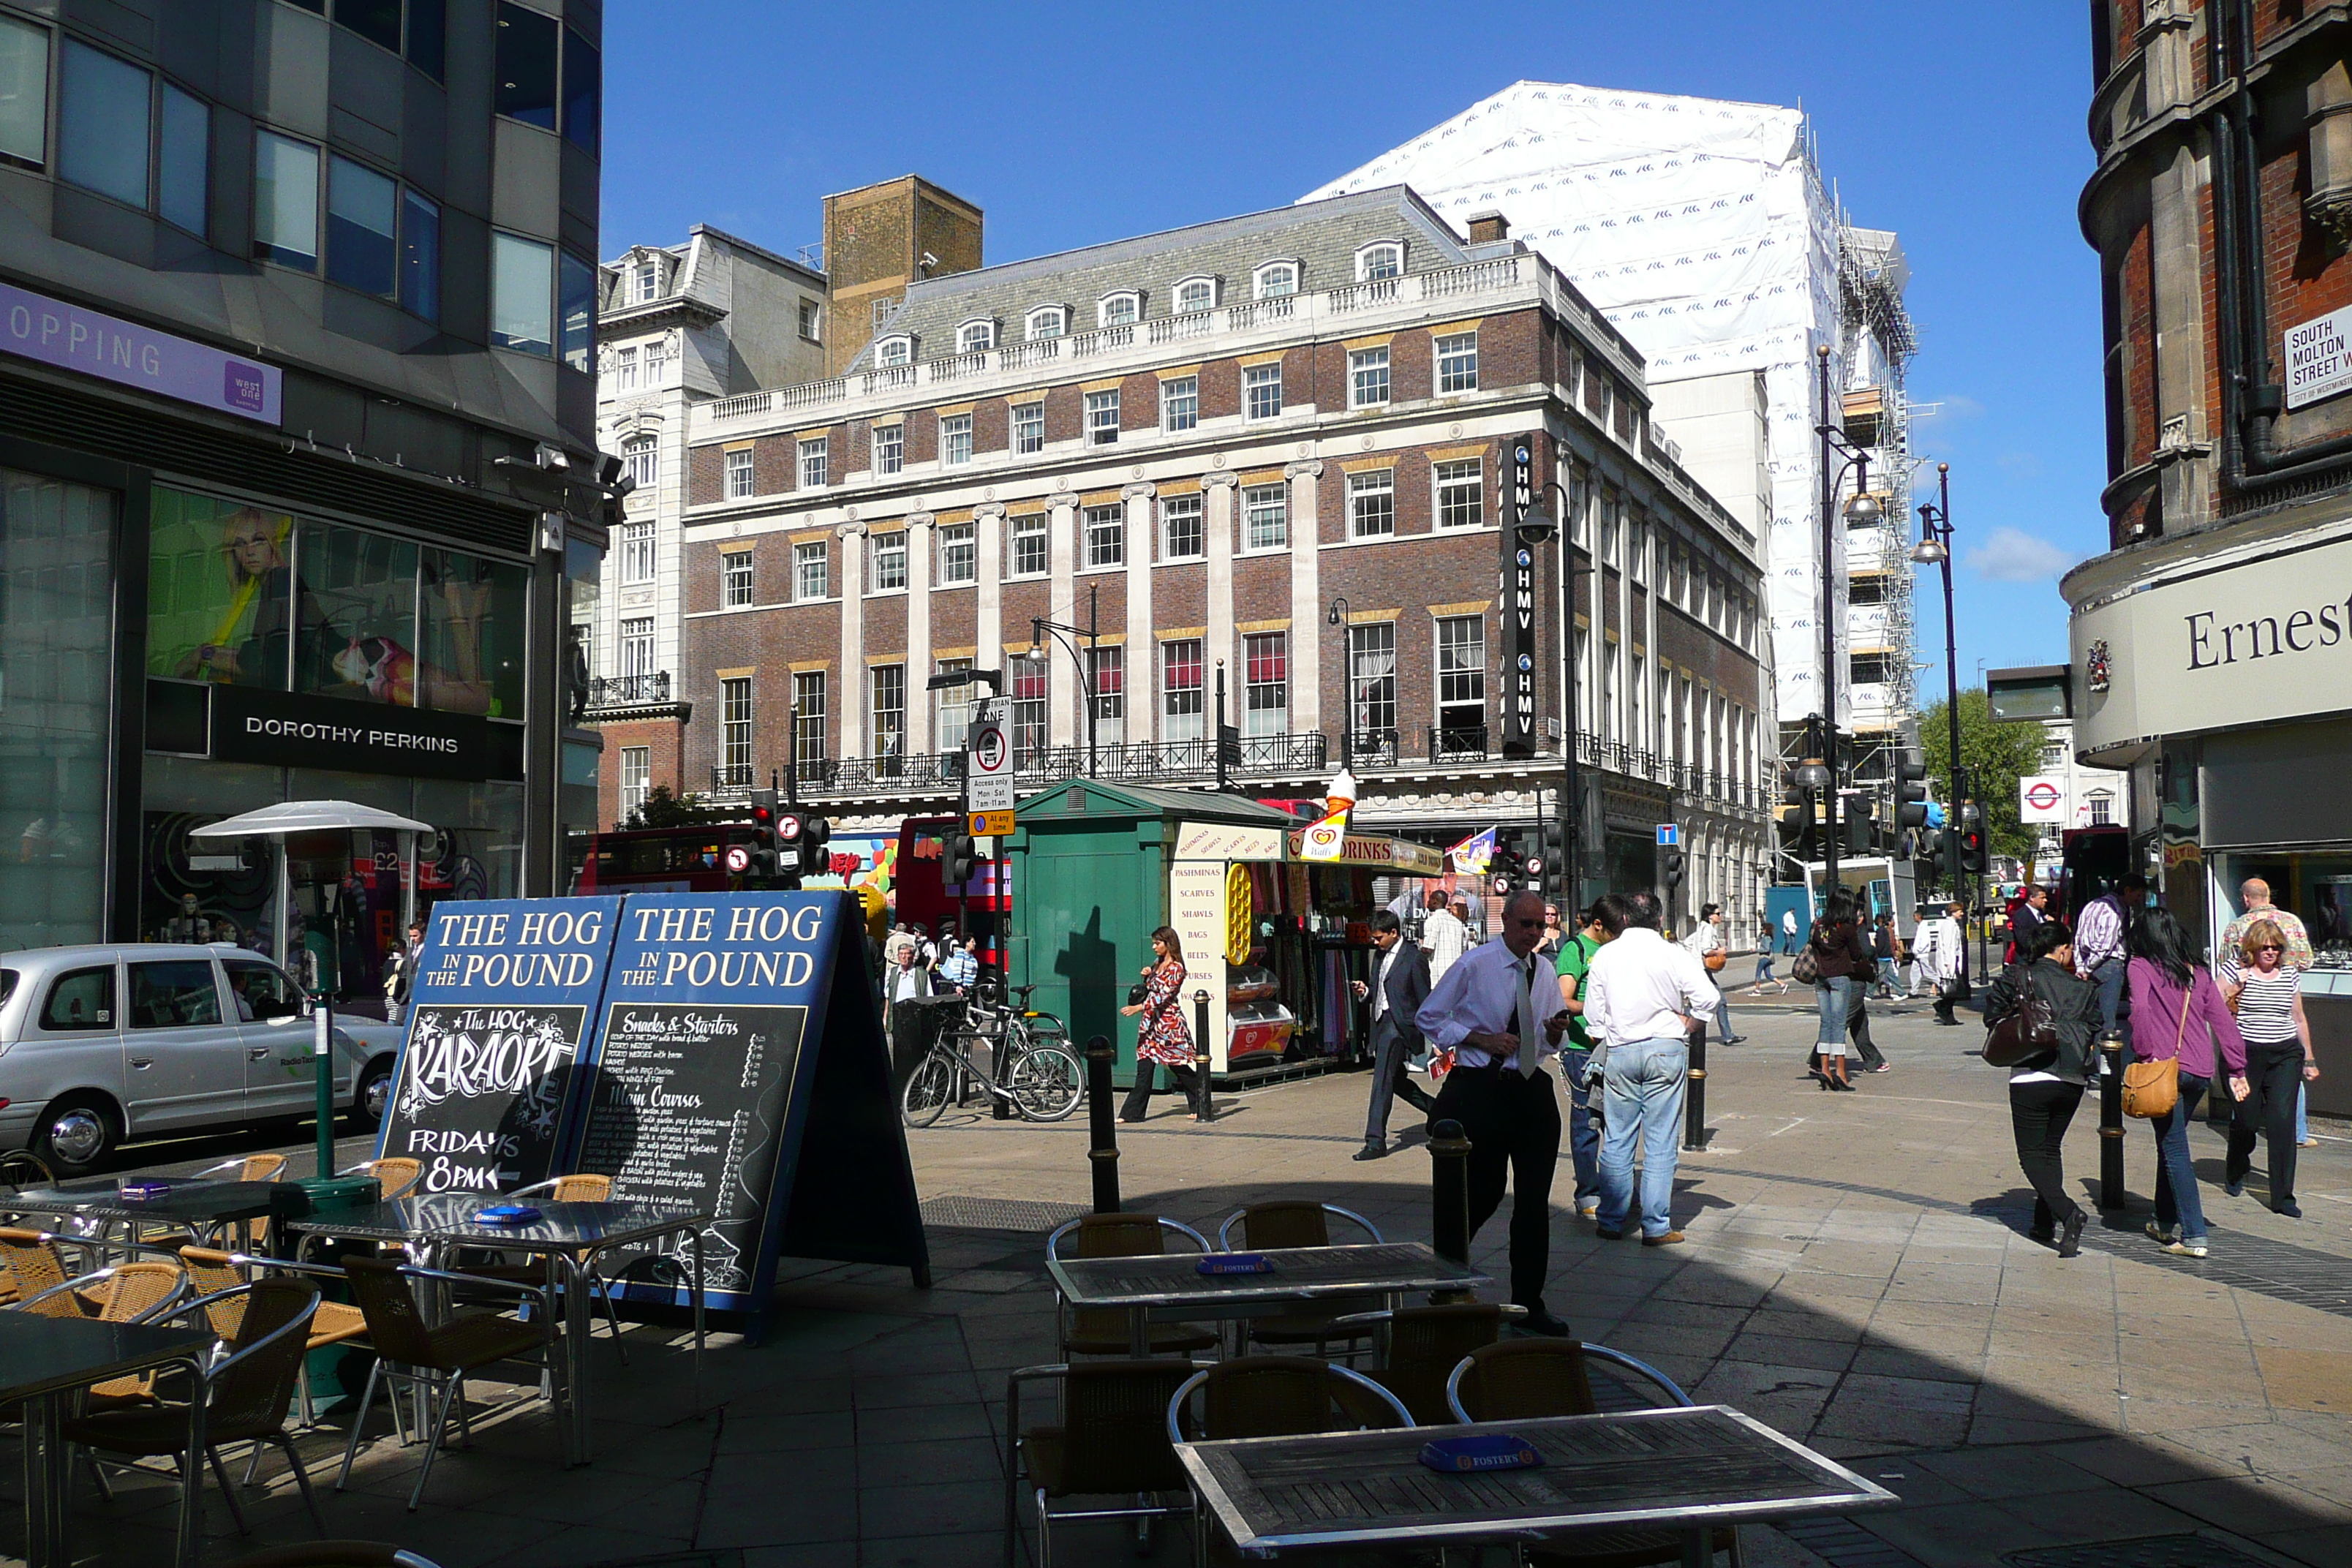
375, 898, 623, 1194
570, 890, 928, 1314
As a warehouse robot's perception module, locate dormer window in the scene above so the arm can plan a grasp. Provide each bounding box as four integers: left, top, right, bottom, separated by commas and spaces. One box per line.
1254, 261, 1299, 299
875, 336, 913, 367
1098, 292, 1141, 328
956, 319, 996, 354
1354, 241, 1404, 282
633, 257, 660, 303
1026, 305, 1068, 340
1172, 276, 1218, 315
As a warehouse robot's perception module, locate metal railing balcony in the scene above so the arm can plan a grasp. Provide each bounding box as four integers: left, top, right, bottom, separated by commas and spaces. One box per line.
588, 671, 672, 708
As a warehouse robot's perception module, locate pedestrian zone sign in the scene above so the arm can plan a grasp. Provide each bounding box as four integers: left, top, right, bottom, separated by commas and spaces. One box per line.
968, 717, 1013, 810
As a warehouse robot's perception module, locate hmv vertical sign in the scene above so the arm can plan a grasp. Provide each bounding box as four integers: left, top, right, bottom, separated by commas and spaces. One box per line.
1501, 441, 1539, 758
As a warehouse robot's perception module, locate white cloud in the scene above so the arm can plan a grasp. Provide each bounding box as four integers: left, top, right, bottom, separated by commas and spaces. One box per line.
1964, 527, 2078, 583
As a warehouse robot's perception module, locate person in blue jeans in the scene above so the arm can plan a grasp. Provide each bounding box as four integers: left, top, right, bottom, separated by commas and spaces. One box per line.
1551, 902, 1620, 1216
1583, 891, 1718, 1244
2125, 906, 2248, 1258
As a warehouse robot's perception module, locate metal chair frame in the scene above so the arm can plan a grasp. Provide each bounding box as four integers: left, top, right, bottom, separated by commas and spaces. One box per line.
336, 1160, 423, 1203
69, 1281, 327, 1542
330, 1259, 562, 1511
230, 1254, 408, 1439
1213, 1204, 1384, 1354
493, 1176, 629, 1359
1444, 1342, 1695, 1422
1044, 1215, 1214, 1361
17, 1262, 191, 1325
1212, 1202, 1382, 1251
1165, 1358, 1415, 1444
1003, 1358, 1214, 1568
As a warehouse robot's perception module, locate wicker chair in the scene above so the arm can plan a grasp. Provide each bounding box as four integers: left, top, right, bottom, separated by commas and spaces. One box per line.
0, 1226, 86, 1313
334, 1256, 562, 1509
189, 1249, 374, 1429
189, 1153, 289, 1251
1214, 1202, 1382, 1353
1314, 1301, 1526, 1424
64, 1278, 325, 1541
1447, 1341, 1743, 1567
453, 1174, 629, 1359
1045, 1215, 1219, 1359
1003, 1358, 1207, 1568
339, 1158, 422, 1203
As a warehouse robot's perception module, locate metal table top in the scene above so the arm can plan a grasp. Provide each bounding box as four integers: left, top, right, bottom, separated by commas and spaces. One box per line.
3, 1178, 279, 1228
1177, 1405, 1899, 1553
0, 1313, 214, 1405
285, 1195, 707, 1252
1047, 1243, 1488, 1310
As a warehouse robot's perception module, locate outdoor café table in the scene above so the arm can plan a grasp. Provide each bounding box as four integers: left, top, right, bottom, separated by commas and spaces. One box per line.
1175, 1404, 1900, 1566
1044, 1241, 1490, 1357
0, 1177, 279, 1254
0, 1312, 213, 1568
284, 1194, 709, 1464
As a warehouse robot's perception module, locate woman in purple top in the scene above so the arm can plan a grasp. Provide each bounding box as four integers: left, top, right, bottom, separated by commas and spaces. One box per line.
2125, 907, 2250, 1258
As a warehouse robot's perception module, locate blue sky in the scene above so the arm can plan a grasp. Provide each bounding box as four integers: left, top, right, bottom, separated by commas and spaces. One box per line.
600, 1, 2100, 683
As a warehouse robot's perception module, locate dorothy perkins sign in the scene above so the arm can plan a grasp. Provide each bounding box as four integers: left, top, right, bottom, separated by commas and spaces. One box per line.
2286, 305, 2352, 410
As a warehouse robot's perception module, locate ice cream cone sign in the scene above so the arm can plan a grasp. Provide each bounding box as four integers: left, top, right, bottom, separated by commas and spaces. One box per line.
1324, 766, 1359, 815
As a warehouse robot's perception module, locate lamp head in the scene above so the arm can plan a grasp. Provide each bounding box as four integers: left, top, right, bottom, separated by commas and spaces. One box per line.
1792, 759, 1833, 791
1842, 490, 1883, 526
1910, 536, 1948, 565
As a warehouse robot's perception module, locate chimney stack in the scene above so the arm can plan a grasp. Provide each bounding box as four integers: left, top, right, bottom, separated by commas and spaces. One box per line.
1467, 209, 1509, 244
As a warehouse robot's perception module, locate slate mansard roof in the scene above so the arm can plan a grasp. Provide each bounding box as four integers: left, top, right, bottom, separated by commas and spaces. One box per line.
846, 185, 1488, 371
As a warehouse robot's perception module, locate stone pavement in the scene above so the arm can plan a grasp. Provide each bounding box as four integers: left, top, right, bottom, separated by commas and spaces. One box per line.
12, 991, 2352, 1567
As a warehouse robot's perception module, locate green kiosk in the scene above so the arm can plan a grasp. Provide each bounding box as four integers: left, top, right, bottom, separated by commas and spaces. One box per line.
1006, 780, 1442, 1085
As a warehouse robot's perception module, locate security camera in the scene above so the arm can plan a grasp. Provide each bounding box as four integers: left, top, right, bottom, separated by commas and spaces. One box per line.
919, 251, 939, 271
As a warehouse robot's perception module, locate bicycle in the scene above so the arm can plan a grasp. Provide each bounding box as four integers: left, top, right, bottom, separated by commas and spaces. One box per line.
901, 981, 1083, 1126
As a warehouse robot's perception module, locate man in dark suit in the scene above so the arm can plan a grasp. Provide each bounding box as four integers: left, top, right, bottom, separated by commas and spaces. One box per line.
1353, 909, 1438, 1159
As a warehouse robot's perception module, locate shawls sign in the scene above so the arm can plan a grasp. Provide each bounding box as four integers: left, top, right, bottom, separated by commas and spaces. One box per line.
2070, 532, 2352, 755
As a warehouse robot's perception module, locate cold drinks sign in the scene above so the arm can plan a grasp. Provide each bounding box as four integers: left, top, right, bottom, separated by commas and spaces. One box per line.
2287, 305, 2352, 410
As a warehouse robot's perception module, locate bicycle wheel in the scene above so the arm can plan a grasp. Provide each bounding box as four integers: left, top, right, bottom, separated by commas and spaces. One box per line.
900, 1049, 957, 1128
1006, 1043, 1084, 1123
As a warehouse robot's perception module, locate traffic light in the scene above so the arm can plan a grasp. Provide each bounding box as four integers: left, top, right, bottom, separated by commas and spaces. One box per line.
1659, 846, 1685, 891
1958, 803, 1988, 876
1776, 802, 1817, 864
1490, 833, 1524, 895
1894, 753, 1930, 830
943, 829, 978, 886
798, 814, 832, 878
772, 806, 807, 889
747, 789, 782, 881
1843, 806, 1876, 857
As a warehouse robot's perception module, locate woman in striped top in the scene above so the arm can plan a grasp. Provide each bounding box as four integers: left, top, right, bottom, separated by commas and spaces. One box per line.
2220, 919, 2320, 1218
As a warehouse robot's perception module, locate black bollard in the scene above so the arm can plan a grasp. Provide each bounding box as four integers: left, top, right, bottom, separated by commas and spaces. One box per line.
1191, 989, 1215, 1123
1085, 1035, 1121, 1213
2098, 1029, 2127, 1209
1683, 1022, 1708, 1151
1428, 1117, 1472, 1267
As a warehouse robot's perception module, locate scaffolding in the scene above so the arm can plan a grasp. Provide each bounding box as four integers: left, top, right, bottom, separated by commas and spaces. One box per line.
1833, 223, 1919, 788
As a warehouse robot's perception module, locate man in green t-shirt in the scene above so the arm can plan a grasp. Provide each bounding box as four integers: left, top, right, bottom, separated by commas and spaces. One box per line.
1553, 903, 1618, 1219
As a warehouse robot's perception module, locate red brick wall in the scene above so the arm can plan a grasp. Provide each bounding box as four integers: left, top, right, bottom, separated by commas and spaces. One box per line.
688, 444, 721, 506
597, 717, 687, 829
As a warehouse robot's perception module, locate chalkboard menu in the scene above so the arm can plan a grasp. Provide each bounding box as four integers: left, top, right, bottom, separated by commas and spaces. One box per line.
377, 897, 622, 1194
576, 891, 927, 1313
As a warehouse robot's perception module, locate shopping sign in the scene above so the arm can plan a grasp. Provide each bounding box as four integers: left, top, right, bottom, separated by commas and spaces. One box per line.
2019, 776, 2067, 824
968, 715, 1013, 811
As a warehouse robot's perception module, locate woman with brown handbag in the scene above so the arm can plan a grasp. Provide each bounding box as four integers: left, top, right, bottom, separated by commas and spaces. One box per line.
1985, 919, 2103, 1256
2125, 907, 2248, 1258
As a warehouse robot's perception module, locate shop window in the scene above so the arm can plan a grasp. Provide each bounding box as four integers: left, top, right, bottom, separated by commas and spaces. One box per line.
1, 470, 116, 951
146, 490, 295, 690
298, 520, 420, 705
493, 1, 559, 129
419, 549, 527, 717
58, 40, 149, 209
0, 16, 49, 169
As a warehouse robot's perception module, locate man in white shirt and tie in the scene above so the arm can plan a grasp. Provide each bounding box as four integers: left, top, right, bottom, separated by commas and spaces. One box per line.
1417, 889, 1572, 1335
1584, 890, 1717, 1245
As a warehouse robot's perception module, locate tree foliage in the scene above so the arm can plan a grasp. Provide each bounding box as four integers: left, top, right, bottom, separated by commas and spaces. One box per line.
1918, 688, 2047, 859
622, 785, 733, 830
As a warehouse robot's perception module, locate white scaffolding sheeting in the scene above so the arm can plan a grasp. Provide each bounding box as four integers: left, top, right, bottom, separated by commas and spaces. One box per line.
1306, 80, 1915, 744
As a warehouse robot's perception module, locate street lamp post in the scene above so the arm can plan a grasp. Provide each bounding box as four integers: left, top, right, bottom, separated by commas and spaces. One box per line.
1912, 461, 1970, 995
1522, 471, 1591, 910
1019, 583, 1101, 779
1814, 344, 1881, 902
1327, 596, 1352, 769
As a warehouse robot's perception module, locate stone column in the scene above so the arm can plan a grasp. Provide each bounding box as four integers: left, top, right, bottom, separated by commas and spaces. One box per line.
905, 511, 934, 754
1047, 491, 1081, 748
836, 519, 867, 758
1203, 472, 1239, 696
2149, 139, 2212, 530
1123, 481, 1156, 738
1285, 461, 1324, 737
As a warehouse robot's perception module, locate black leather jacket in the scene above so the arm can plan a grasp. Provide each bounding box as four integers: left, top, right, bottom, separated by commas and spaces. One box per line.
1985, 957, 2103, 1085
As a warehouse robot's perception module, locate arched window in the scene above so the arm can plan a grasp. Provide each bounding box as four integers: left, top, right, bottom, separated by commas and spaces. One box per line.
1026, 305, 1068, 339
1254, 262, 1299, 299
1355, 241, 1404, 282
875, 336, 913, 366
956, 319, 995, 353
622, 433, 658, 489
1098, 292, 1141, 328
1172, 276, 1217, 314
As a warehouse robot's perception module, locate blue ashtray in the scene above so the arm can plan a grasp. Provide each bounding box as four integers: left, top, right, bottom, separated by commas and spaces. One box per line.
1419, 1433, 1543, 1474
472, 1205, 543, 1226
1197, 1253, 1274, 1275
117, 1181, 172, 1202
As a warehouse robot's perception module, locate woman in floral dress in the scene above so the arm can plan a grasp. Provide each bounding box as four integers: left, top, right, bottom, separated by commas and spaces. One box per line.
1119, 926, 1209, 1122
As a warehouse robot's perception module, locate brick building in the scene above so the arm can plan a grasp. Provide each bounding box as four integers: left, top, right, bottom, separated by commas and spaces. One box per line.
676, 186, 1771, 921
2069, 3, 2352, 960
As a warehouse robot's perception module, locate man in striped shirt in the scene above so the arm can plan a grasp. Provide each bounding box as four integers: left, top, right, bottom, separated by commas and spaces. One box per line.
2073, 872, 2146, 1038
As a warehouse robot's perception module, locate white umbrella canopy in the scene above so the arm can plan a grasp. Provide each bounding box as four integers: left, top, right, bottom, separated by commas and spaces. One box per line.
188, 799, 432, 838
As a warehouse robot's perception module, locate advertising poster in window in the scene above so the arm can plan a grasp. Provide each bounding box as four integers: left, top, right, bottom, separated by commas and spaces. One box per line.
146, 487, 299, 688
573, 892, 924, 1314
374, 897, 623, 1194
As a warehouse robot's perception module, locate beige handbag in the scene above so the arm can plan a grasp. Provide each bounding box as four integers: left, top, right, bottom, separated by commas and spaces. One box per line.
2121, 980, 2188, 1120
